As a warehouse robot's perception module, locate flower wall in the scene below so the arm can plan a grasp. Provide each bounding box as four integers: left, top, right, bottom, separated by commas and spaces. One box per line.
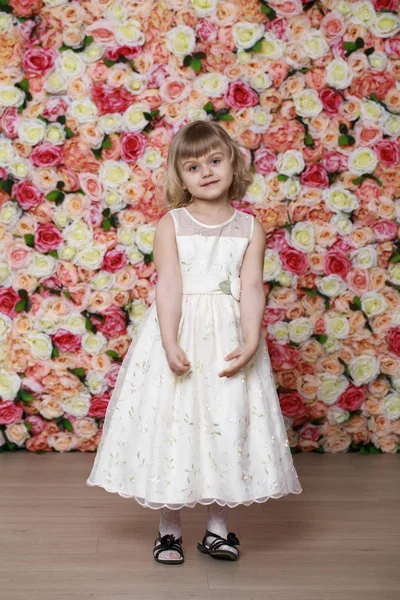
0, 0, 400, 454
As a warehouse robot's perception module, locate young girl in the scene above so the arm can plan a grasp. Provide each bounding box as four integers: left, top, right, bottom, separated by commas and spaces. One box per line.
86, 120, 302, 565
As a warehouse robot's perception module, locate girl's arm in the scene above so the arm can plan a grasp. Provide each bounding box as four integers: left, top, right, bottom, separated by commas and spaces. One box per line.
153, 212, 182, 350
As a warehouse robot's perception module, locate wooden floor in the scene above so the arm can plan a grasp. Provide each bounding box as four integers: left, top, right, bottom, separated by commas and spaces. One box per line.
1, 452, 399, 600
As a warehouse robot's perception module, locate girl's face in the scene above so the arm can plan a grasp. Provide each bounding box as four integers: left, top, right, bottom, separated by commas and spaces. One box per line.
179, 144, 233, 203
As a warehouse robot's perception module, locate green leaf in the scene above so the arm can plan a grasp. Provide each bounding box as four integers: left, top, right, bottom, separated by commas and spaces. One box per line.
277, 174, 289, 181
55, 192, 65, 206
62, 418, 74, 431
352, 176, 363, 185
218, 280, 231, 294
102, 217, 111, 231
251, 39, 263, 52
56, 115, 66, 125
64, 127, 75, 139
343, 41, 357, 52
193, 52, 206, 59
18, 78, 29, 92
106, 349, 120, 360
364, 47, 375, 56
83, 35, 93, 48
304, 133, 314, 147
85, 317, 94, 330
338, 134, 349, 146
20, 389, 35, 402
360, 446, 369, 455
102, 135, 112, 149
261, 4, 276, 19
316, 334, 328, 344
215, 113, 234, 121
355, 37, 365, 49
183, 55, 192, 67
103, 58, 116, 67
46, 190, 62, 202
14, 299, 27, 313
51, 345, 59, 359
190, 58, 202, 72
62, 290, 72, 300
203, 101, 214, 113
47, 250, 59, 258
56, 181, 65, 190
339, 123, 348, 135
24, 234, 34, 247
68, 367, 86, 380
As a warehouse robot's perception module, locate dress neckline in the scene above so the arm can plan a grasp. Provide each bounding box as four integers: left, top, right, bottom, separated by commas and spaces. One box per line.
182, 207, 237, 228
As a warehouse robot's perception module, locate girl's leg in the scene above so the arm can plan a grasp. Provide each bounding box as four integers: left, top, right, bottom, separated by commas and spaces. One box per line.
205, 502, 238, 556
157, 507, 182, 560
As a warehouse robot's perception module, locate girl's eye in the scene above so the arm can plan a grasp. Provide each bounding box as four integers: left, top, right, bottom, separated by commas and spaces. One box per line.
189, 159, 220, 171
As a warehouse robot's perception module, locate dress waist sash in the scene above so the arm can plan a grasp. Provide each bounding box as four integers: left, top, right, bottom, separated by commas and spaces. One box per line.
181, 273, 241, 301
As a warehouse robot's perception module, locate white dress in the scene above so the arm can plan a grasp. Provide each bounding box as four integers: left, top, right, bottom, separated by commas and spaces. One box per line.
86, 207, 302, 509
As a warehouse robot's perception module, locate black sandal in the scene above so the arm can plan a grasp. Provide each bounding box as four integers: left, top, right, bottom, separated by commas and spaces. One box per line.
153, 532, 184, 565
197, 530, 240, 561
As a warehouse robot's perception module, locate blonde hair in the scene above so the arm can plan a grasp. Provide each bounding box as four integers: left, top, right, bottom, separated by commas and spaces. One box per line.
166, 120, 253, 208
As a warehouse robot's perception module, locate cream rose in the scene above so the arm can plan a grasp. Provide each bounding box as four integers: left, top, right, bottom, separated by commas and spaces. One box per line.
44, 71, 68, 94
64, 221, 93, 248
86, 371, 107, 396
17, 119, 46, 146
276, 150, 305, 176
231, 21, 265, 50
58, 50, 86, 78
325, 314, 350, 339
302, 30, 329, 59
290, 222, 315, 253
268, 321, 289, 343
323, 185, 359, 213
263, 249, 282, 281
317, 373, 349, 405
245, 173, 269, 204
44, 123, 66, 145
348, 147, 378, 176
293, 89, 323, 117
0, 139, 15, 166
0, 368, 21, 401
0, 85, 25, 108
26, 332, 53, 360
350, 246, 377, 269
137, 147, 163, 171
194, 73, 229, 98
360, 99, 386, 123
91, 271, 115, 290
349, 354, 380, 386
29, 253, 56, 278
129, 298, 148, 324
370, 13, 400, 38
257, 33, 285, 59
361, 292, 388, 318
115, 20, 145, 46
382, 393, 400, 420
98, 113, 123, 134
316, 275, 346, 298
288, 317, 313, 343
122, 104, 149, 132
68, 98, 98, 124
165, 25, 196, 57
135, 224, 155, 254
326, 58, 353, 90
100, 160, 131, 189
74, 245, 106, 270
192, 0, 218, 17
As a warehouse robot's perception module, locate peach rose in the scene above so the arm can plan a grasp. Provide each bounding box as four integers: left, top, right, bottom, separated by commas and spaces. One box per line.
297, 375, 319, 400
321, 429, 351, 453
301, 339, 324, 363
87, 291, 111, 313
375, 435, 399, 454
47, 431, 78, 452
90, 353, 112, 373
363, 396, 384, 416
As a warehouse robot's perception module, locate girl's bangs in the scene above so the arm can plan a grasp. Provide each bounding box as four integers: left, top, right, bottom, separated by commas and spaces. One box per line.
175, 127, 228, 164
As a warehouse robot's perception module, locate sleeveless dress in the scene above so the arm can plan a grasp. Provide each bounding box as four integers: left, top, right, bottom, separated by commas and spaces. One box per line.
86, 207, 303, 509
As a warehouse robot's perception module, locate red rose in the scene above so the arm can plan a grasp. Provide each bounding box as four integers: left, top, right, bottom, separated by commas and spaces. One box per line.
120, 131, 147, 163
388, 328, 400, 357
91, 82, 136, 115
105, 363, 122, 387
254, 147, 277, 174
224, 81, 259, 109
196, 17, 218, 42
279, 391, 306, 418
34, 223, 63, 253
0, 401, 24, 424
319, 88, 343, 115
372, 220, 397, 242
51, 329, 82, 353
30, 143, 64, 168
0, 287, 20, 318
105, 45, 142, 62
267, 340, 301, 371
25, 415, 45, 435
12, 179, 44, 210
373, 0, 398, 10
321, 151, 348, 173
374, 139, 400, 167
43, 98, 68, 122
88, 391, 111, 418
267, 230, 288, 251
1, 107, 20, 138
324, 250, 351, 279
101, 248, 128, 273
23, 48, 57, 74
280, 247, 309, 275
90, 305, 127, 338
300, 164, 329, 188
298, 423, 321, 441
337, 385, 367, 411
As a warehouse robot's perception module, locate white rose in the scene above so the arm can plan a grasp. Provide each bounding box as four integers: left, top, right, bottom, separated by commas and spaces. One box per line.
99, 160, 131, 188
9, 157, 32, 179
52, 208, 72, 229
318, 373, 349, 405
276, 150, 305, 176
103, 191, 126, 213
61, 313, 86, 334
0, 12, 13, 34
350, 1, 376, 28
331, 214, 353, 236
0, 369, 21, 400
302, 30, 329, 59
349, 354, 380, 386
370, 13, 400, 38
187, 108, 208, 122
115, 19, 145, 46
86, 371, 107, 396
118, 227, 136, 246
64, 220, 93, 248
129, 298, 148, 324
277, 271, 294, 287
191, 0, 217, 17
58, 245, 76, 261
0, 262, 12, 287
268, 322, 289, 343
135, 224, 155, 254
245, 173, 269, 204
126, 244, 144, 265
263, 249, 282, 281
326, 58, 353, 90
249, 107, 272, 133
61, 394, 91, 418
0, 139, 15, 166
323, 185, 359, 213
323, 336, 341, 354
383, 114, 400, 138
122, 104, 149, 132
194, 73, 229, 98
18, 118, 47, 146
350, 246, 377, 269
361, 292, 388, 318
26, 332, 53, 360
382, 393, 400, 420
231, 21, 264, 50
33, 314, 57, 335
104, 2, 127, 22
250, 72, 272, 93
290, 222, 315, 253
29, 253, 56, 278
44, 71, 68, 94
98, 113, 123, 134
388, 263, 400, 286
137, 147, 163, 170
81, 331, 107, 355
44, 123, 66, 145
91, 271, 115, 290
360, 99, 386, 122
68, 98, 98, 123
124, 73, 147, 96
283, 177, 301, 199
293, 89, 323, 117
0, 313, 11, 341
257, 33, 284, 59
327, 406, 350, 425
165, 25, 196, 57
325, 314, 349, 339
44, 0, 68, 5
58, 50, 86, 78
0, 85, 25, 107
0, 202, 22, 227
288, 318, 313, 343
74, 245, 106, 270
367, 51, 388, 72
5, 422, 29, 447
317, 275, 346, 298
348, 147, 378, 175
81, 42, 105, 64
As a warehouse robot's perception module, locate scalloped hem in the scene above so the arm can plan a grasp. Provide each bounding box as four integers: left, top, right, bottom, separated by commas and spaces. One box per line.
86, 479, 303, 510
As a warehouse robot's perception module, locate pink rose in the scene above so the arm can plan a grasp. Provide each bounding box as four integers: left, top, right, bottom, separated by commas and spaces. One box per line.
279, 391, 306, 417
105, 45, 142, 61
346, 268, 369, 295
25, 415, 45, 435
1, 107, 20, 138
298, 423, 321, 442
78, 173, 103, 201
254, 147, 277, 174
105, 363, 122, 388
30, 144, 64, 168
34, 223, 63, 253
321, 151, 348, 173
52, 329, 82, 352
267, 230, 288, 251
159, 78, 191, 103
331, 38, 346, 60
337, 385, 367, 411
267, 340, 301, 371
88, 391, 111, 418
8, 0, 42, 18
43, 98, 68, 122
270, 0, 303, 17
196, 17, 218, 42
374, 139, 400, 167
385, 36, 400, 58
265, 18, 288, 39
12, 179, 44, 210
23, 47, 57, 74
372, 220, 397, 242
147, 64, 169, 88
0, 287, 20, 318
90, 305, 127, 338
120, 131, 147, 163
5, 242, 33, 269
0, 401, 24, 424
91, 82, 136, 115
355, 121, 383, 147
280, 247, 309, 275
102, 248, 128, 273
388, 328, 400, 357
320, 13, 346, 42
319, 88, 343, 116
86, 21, 115, 46
263, 307, 286, 325
224, 81, 259, 109
83, 203, 103, 227
324, 251, 351, 279
300, 164, 329, 189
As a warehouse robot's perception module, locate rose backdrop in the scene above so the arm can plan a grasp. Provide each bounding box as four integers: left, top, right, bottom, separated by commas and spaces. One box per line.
1, 0, 400, 455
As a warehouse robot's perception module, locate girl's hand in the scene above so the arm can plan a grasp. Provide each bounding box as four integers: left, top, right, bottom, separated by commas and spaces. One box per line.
218, 343, 258, 378
164, 342, 191, 376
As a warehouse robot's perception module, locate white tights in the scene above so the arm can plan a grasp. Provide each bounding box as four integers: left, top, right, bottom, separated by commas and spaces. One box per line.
157, 502, 238, 560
